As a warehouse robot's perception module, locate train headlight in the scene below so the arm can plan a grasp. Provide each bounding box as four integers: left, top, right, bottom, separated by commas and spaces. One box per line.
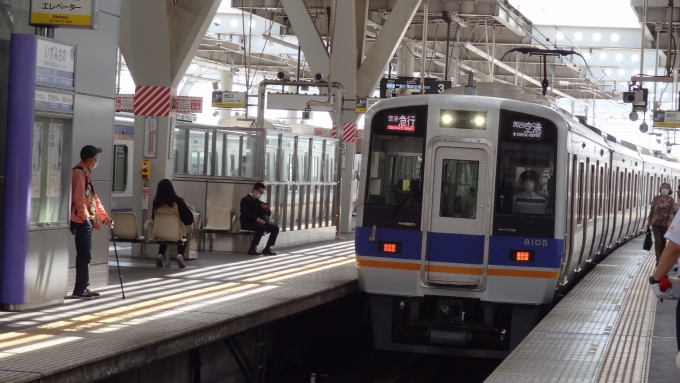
474, 115, 486, 126
441, 114, 453, 125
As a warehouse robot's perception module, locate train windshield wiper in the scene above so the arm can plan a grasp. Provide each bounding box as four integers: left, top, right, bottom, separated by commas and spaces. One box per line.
389, 189, 412, 216
512, 200, 533, 225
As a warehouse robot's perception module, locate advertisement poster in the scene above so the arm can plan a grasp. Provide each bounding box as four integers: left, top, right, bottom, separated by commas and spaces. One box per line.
31, 123, 43, 199
144, 117, 158, 158
46, 123, 63, 197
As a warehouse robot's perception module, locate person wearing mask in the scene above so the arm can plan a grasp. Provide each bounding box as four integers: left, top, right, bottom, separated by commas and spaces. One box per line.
513, 170, 546, 201
70, 145, 112, 300
240, 182, 279, 255
152, 179, 195, 268
648, 183, 676, 264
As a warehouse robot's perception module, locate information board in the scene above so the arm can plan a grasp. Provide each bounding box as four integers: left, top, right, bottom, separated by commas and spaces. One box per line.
35, 89, 74, 113
212, 91, 247, 108
653, 110, 680, 127
380, 78, 451, 98
176, 96, 203, 113
36, 37, 76, 88
30, 0, 99, 29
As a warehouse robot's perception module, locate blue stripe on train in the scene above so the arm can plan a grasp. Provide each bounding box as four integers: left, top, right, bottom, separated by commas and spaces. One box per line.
356, 226, 564, 268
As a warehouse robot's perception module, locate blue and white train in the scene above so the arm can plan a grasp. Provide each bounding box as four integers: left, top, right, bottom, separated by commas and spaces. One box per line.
355, 94, 680, 358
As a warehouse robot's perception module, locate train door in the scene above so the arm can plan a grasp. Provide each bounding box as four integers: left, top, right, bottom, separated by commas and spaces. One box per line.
575, 159, 592, 272
596, 163, 610, 257
422, 144, 489, 289
561, 155, 581, 284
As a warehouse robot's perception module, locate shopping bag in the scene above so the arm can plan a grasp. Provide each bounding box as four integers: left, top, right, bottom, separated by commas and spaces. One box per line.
643, 228, 653, 251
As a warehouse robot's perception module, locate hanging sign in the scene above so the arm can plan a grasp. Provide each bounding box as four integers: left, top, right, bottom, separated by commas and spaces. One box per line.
115, 94, 134, 112
35, 37, 76, 88
30, 0, 99, 29
355, 97, 380, 113
314, 128, 331, 137
35, 89, 74, 113
212, 91, 247, 108
175, 96, 203, 113
653, 110, 680, 127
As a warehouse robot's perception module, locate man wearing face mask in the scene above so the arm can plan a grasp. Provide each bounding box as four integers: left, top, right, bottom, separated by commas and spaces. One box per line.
648, 183, 676, 264
240, 182, 279, 255
69, 145, 112, 300
513, 170, 546, 202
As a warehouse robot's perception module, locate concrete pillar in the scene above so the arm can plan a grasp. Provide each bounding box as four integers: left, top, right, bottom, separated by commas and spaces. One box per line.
220, 70, 233, 120
120, 0, 221, 255
398, 42, 415, 77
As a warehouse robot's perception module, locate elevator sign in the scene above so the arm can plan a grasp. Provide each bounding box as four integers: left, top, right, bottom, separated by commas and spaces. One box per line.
653, 110, 680, 127
30, 0, 99, 29
212, 91, 247, 108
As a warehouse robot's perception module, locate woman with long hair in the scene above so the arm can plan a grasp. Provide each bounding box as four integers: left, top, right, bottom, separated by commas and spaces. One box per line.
648, 182, 677, 264
152, 179, 194, 268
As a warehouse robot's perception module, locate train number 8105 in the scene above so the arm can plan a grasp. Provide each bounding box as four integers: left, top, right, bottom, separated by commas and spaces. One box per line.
524, 239, 549, 246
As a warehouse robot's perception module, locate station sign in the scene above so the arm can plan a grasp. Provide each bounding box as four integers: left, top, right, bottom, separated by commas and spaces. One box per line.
35, 89, 74, 113
115, 94, 134, 112
314, 128, 332, 137
355, 97, 380, 113
212, 91, 247, 108
653, 110, 680, 127
175, 96, 203, 113
176, 113, 197, 122
380, 78, 452, 98
30, 0, 99, 29
35, 37, 75, 88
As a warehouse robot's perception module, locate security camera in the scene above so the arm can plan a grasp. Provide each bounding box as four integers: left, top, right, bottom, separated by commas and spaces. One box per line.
668, 146, 673, 154
216, 42, 222, 47
212, 81, 219, 91
213, 19, 221, 27
276, 71, 291, 81
213, 110, 219, 117
629, 111, 638, 121
657, 137, 662, 144
639, 121, 649, 133
302, 110, 311, 119
623, 90, 643, 103
313, 73, 328, 82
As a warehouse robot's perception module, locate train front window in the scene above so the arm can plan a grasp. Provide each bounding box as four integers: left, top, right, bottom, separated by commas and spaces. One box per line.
366, 135, 424, 206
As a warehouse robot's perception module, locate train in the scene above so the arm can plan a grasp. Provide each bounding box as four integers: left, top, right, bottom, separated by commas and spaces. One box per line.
355, 94, 680, 358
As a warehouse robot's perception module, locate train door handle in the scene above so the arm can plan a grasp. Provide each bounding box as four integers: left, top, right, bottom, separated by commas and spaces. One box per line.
369, 225, 377, 242
498, 228, 516, 233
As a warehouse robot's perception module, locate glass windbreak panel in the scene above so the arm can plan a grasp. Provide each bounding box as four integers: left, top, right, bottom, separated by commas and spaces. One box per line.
215, 132, 225, 176
298, 137, 310, 181
281, 136, 295, 181
366, 135, 424, 206
187, 130, 208, 175
241, 133, 260, 178
440, 160, 479, 219
265, 134, 280, 181
312, 139, 323, 182
226, 133, 241, 176
112, 145, 128, 192
206, 131, 213, 176
173, 128, 187, 173
30, 116, 73, 225
326, 141, 336, 182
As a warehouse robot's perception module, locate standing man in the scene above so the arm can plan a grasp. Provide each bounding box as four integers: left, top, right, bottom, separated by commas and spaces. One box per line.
70, 145, 112, 299
240, 182, 279, 255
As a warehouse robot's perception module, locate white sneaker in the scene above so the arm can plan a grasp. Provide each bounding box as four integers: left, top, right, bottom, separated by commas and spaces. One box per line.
156, 254, 164, 267
176, 255, 186, 268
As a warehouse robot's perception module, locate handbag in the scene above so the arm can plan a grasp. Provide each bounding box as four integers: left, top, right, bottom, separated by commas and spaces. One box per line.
643, 228, 653, 251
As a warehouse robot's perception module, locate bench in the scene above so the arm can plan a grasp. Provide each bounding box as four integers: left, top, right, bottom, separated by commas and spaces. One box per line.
111, 212, 187, 267
199, 207, 259, 251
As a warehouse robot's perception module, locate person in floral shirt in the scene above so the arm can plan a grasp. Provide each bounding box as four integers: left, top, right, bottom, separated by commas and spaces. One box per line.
648, 183, 677, 264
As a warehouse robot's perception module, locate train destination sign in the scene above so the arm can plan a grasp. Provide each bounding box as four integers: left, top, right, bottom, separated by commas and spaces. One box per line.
212, 91, 247, 108
30, 0, 99, 29
653, 110, 680, 127
386, 114, 416, 132
511, 120, 544, 140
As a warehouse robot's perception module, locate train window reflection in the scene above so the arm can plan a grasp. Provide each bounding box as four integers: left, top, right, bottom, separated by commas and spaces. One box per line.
366, 135, 423, 206
496, 143, 555, 215
439, 160, 479, 219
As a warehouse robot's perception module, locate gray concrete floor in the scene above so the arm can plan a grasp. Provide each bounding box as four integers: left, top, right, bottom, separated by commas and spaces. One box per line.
649, 272, 680, 382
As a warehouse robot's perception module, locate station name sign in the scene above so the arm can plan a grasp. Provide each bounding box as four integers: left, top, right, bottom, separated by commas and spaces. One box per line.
30, 0, 99, 29
212, 91, 247, 108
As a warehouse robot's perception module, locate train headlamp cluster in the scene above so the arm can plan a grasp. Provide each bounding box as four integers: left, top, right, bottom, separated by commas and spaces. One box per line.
440, 110, 487, 130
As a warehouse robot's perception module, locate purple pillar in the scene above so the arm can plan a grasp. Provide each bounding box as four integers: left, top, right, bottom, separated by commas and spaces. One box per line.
1, 34, 37, 304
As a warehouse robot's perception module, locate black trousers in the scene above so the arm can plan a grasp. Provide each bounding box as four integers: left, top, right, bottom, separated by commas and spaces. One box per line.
159, 244, 186, 256
72, 220, 93, 295
243, 222, 279, 249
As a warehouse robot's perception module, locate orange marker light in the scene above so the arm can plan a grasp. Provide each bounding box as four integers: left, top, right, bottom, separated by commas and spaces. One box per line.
379, 242, 402, 254
510, 250, 534, 262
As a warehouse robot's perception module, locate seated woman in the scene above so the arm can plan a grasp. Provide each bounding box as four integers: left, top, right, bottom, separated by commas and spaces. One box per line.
152, 179, 195, 268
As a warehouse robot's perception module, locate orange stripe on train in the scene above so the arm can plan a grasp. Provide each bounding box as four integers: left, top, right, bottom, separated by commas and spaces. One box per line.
356, 259, 559, 279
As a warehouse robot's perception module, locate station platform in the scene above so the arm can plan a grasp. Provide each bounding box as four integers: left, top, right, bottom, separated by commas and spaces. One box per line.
485, 237, 677, 383
0, 238, 357, 382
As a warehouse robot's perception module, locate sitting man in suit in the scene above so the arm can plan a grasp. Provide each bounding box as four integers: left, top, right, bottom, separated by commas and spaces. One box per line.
240, 182, 279, 255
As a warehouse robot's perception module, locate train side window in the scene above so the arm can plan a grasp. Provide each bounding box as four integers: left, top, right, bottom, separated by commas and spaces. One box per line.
439, 160, 479, 219
577, 162, 584, 224
598, 166, 604, 216
626, 172, 631, 209
633, 174, 638, 208
589, 163, 595, 219
112, 145, 128, 192
617, 171, 623, 212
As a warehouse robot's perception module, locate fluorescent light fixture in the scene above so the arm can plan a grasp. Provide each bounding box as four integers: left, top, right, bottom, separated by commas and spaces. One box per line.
615, 54, 623, 61
631, 54, 639, 62
574, 32, 583, 40
592, 33, 601, 41
583, 52, 591, 59
605, 68, 612, 75
599, 53, 607, 60
611, 33, 620, 42
556, 31, 565, 40
249, 20, 256, 27
619, 69, 626, 76
230, 19, 238, 27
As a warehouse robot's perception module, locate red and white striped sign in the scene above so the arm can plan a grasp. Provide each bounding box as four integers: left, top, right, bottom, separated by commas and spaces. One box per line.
331, 123, 357, 143
134, 86, 173, 116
